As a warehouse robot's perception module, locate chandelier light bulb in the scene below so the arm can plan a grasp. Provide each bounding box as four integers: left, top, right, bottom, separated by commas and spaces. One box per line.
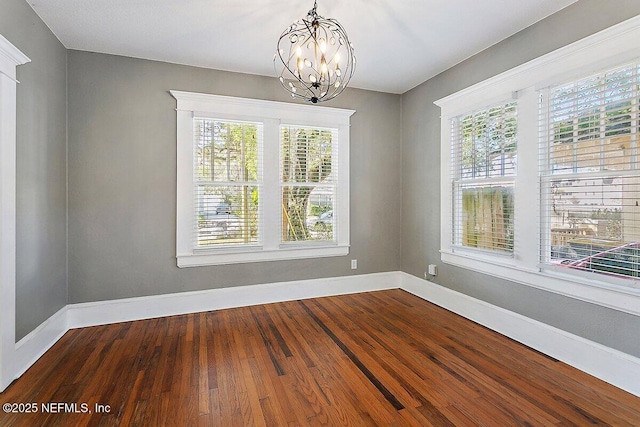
274, 0, 355, 103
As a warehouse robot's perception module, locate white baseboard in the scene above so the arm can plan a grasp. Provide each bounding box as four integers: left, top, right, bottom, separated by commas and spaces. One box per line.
66, 271, 399, 329
4, 272, 397, 391
9, 270, 640, 399
400, 272, 640, 397
14, 306, 68, 379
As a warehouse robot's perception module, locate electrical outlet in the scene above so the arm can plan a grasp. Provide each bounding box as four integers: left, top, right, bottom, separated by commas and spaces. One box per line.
424, 271, 428, 280
351, 259, 357, 270
428, 264, 438, 276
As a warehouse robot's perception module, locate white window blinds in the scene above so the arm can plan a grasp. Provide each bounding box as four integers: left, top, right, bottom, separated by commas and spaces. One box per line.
540, 60, 640, 280
451, 101, 517, 254
280, 125, 337, 243
193, 118, 262, 247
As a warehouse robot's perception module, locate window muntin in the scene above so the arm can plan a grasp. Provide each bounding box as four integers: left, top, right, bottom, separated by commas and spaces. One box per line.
280, 125, 337, 243
541, 61, 640, 280
452, 101, 517, 254
193, 118, 261, 247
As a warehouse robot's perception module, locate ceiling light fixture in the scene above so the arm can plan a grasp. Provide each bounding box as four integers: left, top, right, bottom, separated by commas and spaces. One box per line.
274, 0, 355, 104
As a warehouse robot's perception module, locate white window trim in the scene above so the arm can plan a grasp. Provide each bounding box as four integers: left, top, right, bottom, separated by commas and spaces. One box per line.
170, 91, 354, 267
435, 15, 640, 316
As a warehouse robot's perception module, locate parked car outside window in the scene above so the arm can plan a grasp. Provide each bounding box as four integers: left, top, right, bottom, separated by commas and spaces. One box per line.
314, 210, 333, 230
563, 242, 640, 278
216, 203, 231, 215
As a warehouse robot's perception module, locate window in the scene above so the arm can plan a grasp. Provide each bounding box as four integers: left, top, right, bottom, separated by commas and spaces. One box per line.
194, 119, 261, 247
171, 91, 354, 267
451, 101, 517, 254
436, 15, 640, 315
540, 61, 640, 280
281, 125, 338, 243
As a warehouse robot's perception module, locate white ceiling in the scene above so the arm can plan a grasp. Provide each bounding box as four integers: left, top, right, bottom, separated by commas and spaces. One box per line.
26, 0, 578, 94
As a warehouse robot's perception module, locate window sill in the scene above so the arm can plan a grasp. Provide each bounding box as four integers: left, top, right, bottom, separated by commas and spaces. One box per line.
178, 245, 349, 267
440, 250, 640, 316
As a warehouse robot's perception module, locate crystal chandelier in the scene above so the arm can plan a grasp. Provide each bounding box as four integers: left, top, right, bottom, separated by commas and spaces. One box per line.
274, 0, 355, 103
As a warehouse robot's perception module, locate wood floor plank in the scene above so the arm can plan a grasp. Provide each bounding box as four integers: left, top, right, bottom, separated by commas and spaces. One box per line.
244, 338, 290, 426
362, 290, 637, 423
302, 298, 417, 410
1, 289, 639, 426
197, 313, 211, 416
230, 312, 266, 426
386, 291, 640, 425
319, 294, 482, 418
324, 294, 511, 425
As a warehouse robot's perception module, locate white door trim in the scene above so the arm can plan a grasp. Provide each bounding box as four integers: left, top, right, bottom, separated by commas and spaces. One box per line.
0, 34, 30, 391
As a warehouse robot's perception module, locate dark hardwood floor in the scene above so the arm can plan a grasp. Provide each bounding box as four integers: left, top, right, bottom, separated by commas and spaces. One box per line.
1, 289, 639, 426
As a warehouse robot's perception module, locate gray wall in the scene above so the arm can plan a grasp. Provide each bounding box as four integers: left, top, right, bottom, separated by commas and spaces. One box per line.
67, 51, 402, 303
0, 0, 68, 340
401, 0, 640, 357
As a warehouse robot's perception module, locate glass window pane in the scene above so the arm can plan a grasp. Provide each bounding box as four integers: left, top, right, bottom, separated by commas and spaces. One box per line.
547, 175, 640, 278
280, 125, 337, 244
194, 119, 259, 182
548, 63, 639, 176
193, 118, 261, 248
456, 101, 517, 180
460, 185, 514, 253
281, 127, 333, 184
544, 61, 640, 281
282, 186, 334, 242
195, 185, 259, 246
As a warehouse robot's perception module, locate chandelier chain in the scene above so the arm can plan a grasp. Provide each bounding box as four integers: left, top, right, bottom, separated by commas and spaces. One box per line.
309, 0, 318, 18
